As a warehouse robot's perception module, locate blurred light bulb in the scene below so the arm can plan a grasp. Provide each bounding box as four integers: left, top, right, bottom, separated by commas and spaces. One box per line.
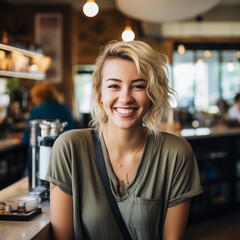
178, 44, 185, 55
227, 62, 235, 72
237, 51, 240, 58
192, 120, 199, 128
197, 58, 204, 64
30, 64, 38, 72
122, 26, 135, 42
83, 0, 99, 17
204, 50, 211, 58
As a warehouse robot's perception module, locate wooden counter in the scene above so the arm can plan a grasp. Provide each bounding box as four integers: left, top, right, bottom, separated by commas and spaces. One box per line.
0, 177, 51, 240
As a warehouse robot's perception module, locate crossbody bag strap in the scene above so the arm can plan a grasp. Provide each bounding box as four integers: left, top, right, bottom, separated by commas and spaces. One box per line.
91, 130, 133, 240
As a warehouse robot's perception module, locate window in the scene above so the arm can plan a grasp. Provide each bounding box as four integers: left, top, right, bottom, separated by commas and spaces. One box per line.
74, 65, 94, 125
172, 43, 240, 114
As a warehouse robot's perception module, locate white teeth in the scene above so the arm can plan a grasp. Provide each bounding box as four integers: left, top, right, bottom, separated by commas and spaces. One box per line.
116, 108, 135, 114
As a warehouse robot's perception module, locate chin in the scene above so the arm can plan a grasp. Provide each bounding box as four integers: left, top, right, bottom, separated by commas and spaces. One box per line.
114, 120, 143, 130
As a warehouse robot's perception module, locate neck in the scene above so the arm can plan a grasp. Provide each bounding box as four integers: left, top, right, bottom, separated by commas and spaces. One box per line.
102, 124, 147, 154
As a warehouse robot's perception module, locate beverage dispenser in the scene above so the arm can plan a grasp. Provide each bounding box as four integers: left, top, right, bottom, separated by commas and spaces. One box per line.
28, 119, 67, 201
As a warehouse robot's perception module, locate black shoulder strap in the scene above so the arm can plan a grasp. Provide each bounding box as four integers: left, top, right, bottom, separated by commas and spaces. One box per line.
91, 130, 133, 240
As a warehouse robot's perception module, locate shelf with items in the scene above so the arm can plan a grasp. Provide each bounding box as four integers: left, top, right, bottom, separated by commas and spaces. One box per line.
0, 70, 45, 80
0, 43, 51, 80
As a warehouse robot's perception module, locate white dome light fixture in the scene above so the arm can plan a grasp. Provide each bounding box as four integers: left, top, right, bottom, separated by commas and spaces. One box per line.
83, 0, 99, 18
122, 26, 135, 42
116, 0, 221, 23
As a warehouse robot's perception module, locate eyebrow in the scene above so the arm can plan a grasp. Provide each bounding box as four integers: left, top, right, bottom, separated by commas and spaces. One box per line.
106, 78, 146, 83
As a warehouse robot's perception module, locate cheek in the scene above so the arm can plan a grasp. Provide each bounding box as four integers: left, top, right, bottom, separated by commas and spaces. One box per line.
101, 90, 115, 104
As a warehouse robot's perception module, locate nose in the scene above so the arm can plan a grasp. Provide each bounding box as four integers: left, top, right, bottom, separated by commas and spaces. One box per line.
118, 87, 134, 104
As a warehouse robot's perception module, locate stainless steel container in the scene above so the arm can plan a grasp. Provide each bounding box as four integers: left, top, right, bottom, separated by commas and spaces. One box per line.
28, 119, 67, 201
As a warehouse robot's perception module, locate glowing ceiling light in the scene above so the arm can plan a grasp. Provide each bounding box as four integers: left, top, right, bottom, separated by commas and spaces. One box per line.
227, 62, 235, 72
237, 51, 240, 58
83, 0, 99, 18
204, 50, 211, 58
122, 26, 135, 42
197, 58, 204, 64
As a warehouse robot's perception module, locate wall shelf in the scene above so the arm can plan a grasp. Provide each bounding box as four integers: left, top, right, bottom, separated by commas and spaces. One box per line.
0, 70, 45, 80
0, 43, 50, 80
0, 43, 44, 59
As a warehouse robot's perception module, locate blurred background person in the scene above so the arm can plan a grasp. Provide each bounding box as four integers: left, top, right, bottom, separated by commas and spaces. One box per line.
22, 81, 76, 146
228, 92, 240, 122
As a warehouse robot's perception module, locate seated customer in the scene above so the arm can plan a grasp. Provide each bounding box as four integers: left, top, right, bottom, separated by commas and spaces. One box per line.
228, 92, 240, 122
22, 81, 75, 145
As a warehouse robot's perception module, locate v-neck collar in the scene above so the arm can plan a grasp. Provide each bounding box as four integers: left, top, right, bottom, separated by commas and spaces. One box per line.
99, 133, 151, 201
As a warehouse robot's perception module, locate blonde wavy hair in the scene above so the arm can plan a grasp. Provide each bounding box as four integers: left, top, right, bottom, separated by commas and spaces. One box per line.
90, 40, 174, 137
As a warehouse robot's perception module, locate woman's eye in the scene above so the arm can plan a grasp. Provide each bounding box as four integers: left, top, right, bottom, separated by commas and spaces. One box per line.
108, 84, 119, 89
132, 85, 146, 89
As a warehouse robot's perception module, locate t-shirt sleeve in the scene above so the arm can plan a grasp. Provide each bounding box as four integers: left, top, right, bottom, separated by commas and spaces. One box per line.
45, 135, 73, 195
168, 139, 203, 208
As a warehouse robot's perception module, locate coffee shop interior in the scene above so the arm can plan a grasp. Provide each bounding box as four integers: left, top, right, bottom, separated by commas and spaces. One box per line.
0, 0, 240, 239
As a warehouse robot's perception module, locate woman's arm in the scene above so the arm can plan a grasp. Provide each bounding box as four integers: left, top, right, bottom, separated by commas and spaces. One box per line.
50, 183, 74, 240
163, 199, 190, 240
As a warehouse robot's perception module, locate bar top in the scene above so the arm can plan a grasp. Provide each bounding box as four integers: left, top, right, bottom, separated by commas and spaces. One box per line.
160, 122, 240, 139
181, 124, 240, 139
0, 177, 50, 240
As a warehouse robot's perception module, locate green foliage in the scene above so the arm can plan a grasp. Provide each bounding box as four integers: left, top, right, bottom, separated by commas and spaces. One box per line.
6, 77, 19, 98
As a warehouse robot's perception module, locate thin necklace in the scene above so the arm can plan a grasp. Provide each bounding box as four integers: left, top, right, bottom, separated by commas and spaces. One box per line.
105, 134, 147, 168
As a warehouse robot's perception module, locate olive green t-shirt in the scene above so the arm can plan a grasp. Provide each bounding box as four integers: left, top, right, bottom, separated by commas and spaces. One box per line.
46, 129, 203, 240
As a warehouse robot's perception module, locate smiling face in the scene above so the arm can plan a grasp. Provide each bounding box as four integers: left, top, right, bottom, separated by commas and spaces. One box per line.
100, 58, 151, 131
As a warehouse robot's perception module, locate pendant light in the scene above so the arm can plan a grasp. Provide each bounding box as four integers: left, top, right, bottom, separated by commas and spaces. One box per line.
83, 0, 99, 18
227, 62, 235, 72
204, 50, 211, 58
236, 51, 240, 58
121, 19, 135, 42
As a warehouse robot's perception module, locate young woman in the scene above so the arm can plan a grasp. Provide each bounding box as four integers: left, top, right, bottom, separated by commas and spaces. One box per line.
46, 40, 203, 240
